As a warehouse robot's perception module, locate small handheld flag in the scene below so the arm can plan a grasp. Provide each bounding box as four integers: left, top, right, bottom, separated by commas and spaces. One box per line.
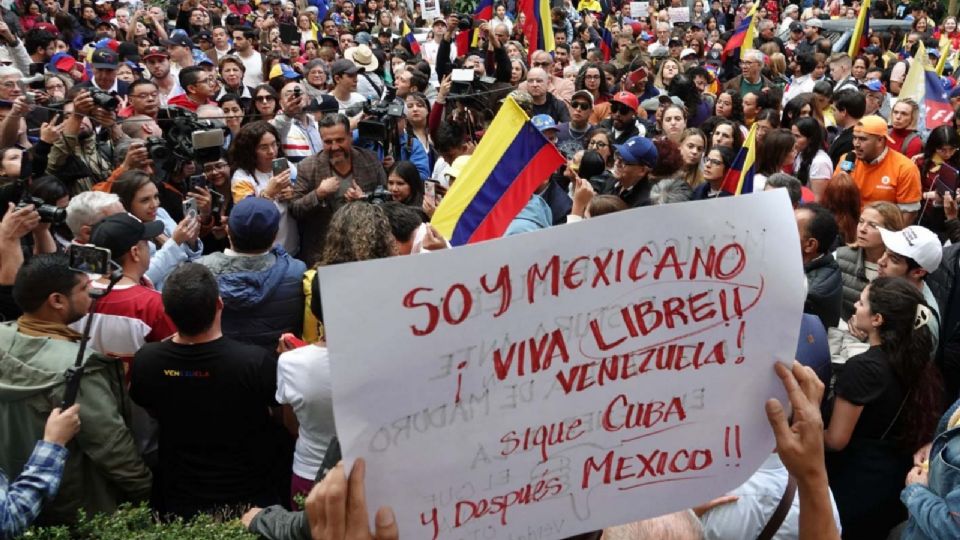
721, 3, 758, 61
401, 21, 420, 55
720, 123, 758, 196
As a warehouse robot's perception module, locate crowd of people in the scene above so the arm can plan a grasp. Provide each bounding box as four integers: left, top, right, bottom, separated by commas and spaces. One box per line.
0, 0, 960, 537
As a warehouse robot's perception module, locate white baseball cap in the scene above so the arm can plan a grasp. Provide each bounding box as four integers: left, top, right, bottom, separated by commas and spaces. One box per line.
878, 226, 943, 273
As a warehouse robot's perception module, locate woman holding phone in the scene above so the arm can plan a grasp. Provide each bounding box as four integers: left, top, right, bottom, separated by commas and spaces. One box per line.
227, 121, 300, 256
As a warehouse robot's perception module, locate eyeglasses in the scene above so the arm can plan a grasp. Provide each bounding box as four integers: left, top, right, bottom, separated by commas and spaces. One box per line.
588, 140, 608, 148
202, 161, 229, 173
256, 95, 276, 102
0, 81, 17, 88
570, 101, 591, 111
610, 104, 633, 115
532, 61, 552, 68
704, 157, 723, 166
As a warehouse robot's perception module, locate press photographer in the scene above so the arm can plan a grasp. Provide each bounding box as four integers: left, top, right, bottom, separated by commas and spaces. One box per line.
355, 86, 430, 178
46, 87, 124, 194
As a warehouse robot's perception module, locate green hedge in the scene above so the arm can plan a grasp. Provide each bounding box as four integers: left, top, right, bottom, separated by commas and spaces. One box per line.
19, 503, 257, 540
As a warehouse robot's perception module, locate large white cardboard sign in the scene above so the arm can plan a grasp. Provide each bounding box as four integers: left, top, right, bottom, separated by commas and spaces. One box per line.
321, 190, 805, 540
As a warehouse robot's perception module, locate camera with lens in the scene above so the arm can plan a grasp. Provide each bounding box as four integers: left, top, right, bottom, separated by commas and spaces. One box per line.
358, 86, 404, 145
17, 195, 66, 225
144, 136, 170, 161
365, 186, 393, 205
89, 89, 120, 111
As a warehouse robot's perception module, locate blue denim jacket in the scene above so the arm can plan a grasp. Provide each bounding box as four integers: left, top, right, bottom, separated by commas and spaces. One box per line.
901, 399, 960, 539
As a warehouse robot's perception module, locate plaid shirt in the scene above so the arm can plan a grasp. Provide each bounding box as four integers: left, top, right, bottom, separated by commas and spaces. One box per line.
1, 441, 68, 538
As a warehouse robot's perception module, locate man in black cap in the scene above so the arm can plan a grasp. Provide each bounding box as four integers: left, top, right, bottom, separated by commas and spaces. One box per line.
329, 58, 366, 115
83, 213, 176, 362
785, 21, 804, 55
163, 33, 196, 74
78, 47, 130, 96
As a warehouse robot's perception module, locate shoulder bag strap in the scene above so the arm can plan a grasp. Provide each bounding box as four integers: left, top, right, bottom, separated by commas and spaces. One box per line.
756, 475, 797, 540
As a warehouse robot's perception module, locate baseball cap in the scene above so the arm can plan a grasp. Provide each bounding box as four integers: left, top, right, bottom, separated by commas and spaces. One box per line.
614, 136, 658, 168
864, 45, 882, 55
163, 34, 195, 49
142, 46, 169, 61
90, 213, 164, 260
640, 94, 684, 112
355, 31, 372, 45
229, 197, 280, 242
610, 91, 639, 112
878, 225, 943, 272
330, 58, 359, 76
680, 48, 697, 59
319, 35, 339, 48
268, 63, 301, 80
571, 89, 594, 107
706, 50, 722, 64
531, 114, 558, 132
855, 115, 894, 142
90, 47, 118, 69
668, 38, 682, 47
305, 94, 339, 113
860, 79, 886, 94
192, 30, 213, 43
789, 21, 803, 32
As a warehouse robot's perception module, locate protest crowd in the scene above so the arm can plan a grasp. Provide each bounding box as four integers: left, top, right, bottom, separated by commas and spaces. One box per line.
5, 0, 960, 537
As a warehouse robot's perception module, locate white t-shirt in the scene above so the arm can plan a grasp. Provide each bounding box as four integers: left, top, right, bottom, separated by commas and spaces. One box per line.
336, 92, 368, 115
239, 50, 264, 88
276, 345, 336, 480
230, 167, 300, 256
794, 149, 834, 182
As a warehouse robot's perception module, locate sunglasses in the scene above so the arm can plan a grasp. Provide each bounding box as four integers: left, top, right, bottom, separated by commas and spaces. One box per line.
256, 95, 276, 102
610, 104, 633, 115
570, 101, 591, 111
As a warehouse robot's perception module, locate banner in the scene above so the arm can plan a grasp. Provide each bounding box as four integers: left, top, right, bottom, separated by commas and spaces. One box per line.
668, 7, 690, 23
630, 1, 648, 17
321, 190, 805, 540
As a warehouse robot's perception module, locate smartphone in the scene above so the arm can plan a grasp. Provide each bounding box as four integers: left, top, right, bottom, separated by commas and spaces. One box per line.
182, 197, 198, 219
272, 157, 290, 175
188, 173, 207, 192
209, 190, 225, 221
451, 69, 474, 82
281, 332, 308, 349
424, 180, 437, 200
628, 67, 648, 86
68, 244, 111, 274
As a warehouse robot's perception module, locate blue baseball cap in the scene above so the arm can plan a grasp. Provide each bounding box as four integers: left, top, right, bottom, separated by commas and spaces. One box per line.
614, 136, 658, 168
531, 114, 558, 132
229, 197, 280, 241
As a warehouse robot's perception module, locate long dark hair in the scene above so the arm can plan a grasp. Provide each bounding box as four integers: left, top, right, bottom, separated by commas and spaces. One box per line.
921, 125, 960, 181
755, 128, 795, 176
227, 121, 284, 176
575, 62, 610, 97
111, 169, 155, 212
388, 160, 425, 206
667, 74, 702, 114
793, 117, 825, 185
248, 84, 279, 121
867, 277, 943, 451
716, 89, 744, 123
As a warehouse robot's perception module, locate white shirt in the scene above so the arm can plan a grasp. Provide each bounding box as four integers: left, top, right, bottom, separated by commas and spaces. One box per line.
239, 50, 264, 88
276, 345, 336, 479
781, 74, 816, 107
794, 149, 834, 182
701, 453, 842, 540
230, 167, 300, 255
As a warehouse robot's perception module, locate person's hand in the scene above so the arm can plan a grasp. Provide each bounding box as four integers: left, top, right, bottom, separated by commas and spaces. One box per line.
437, 74, 452, 102
422, 224, 448, 250
945, 190, 959, 221
241, 507, 263, 529
906, 465, 929, 486
422, 195, 436, 217
571, 175, 595, 216
42, 404, 81, 447
0, 20, 16, 44
10, 96, 32, 118
264, 169, 292, 199
846, 315, 867, 340
766, 361, 827, 482
382, 154, 395, 171
91, 106, 117, 128
344, 180, 365, 201
172, 214, 200, 245
188, 186, 213, 217
40, 114, 64, 144
282, 88, 305, 114
72, 90, 94, 116
122, 142, 151, 172
315, 176, 340, 198
305, 459, 398, 540
276, 335, 295, 354
914, 442, 932, 467
0, 202, 40, 241
692, 495, 739, 517
277, 186, 296, 202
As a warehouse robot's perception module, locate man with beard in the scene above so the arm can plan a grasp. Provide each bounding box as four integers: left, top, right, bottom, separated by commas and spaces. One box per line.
600, 91, 640, 144
143, 46, 182, 106
47, 88, 122, 193
290, 113, 386, 265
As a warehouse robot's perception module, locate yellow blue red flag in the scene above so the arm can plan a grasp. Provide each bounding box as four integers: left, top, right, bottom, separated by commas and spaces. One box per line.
431, 97, 565, 246
720, 123, 758, 196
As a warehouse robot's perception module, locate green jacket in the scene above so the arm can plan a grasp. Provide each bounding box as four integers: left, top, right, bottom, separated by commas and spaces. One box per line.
0, 322, 152, 526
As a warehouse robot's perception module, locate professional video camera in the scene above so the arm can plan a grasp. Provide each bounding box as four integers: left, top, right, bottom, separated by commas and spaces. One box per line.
448, 68, 498, 113
153, 107, 228, 167
358, 86, 404, 158
365, 186, 393, 205
0, 179, 67, 224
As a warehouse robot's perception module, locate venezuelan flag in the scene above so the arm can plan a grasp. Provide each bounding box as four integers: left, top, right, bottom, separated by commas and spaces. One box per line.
431, 97, 565, 246
471, 0, 493, 47
316, 0, 329, 24
600, 27, 614, 61
720, 123, 758, 196
899, 40, 955, 129
721, 3, 758, 61
518, 0, 554, 58
848, 0, 870, 57
401, 21, 420, 55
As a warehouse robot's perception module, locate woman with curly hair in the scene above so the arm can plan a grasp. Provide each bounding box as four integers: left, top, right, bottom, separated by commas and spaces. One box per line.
714, 89, 744, 124
821, 172, 862, 246
576, 63, 612, 122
